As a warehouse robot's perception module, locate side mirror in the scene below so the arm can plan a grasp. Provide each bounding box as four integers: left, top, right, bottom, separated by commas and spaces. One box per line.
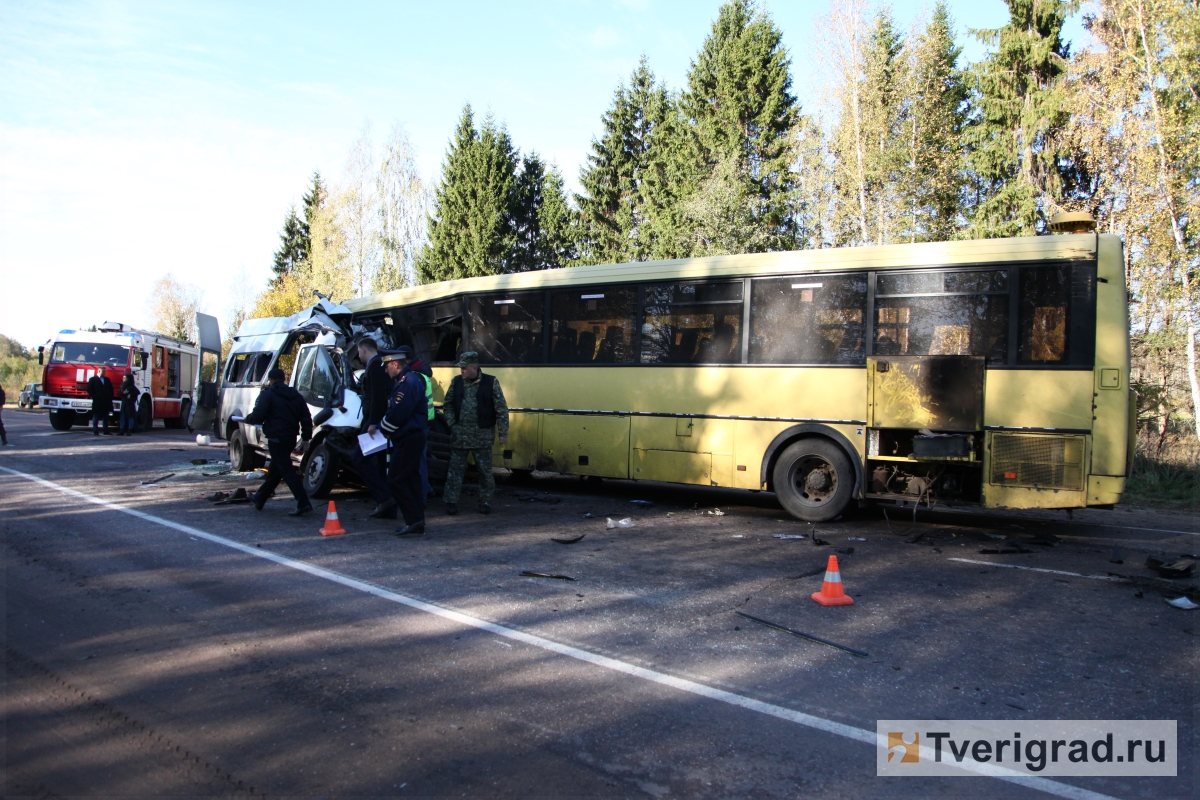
37, 346, 44, 365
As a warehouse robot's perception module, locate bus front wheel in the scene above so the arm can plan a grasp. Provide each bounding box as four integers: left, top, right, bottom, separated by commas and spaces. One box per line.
772, 438, 854, 522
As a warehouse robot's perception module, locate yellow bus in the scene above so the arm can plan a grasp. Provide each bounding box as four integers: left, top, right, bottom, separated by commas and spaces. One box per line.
344, 231, 1132, 521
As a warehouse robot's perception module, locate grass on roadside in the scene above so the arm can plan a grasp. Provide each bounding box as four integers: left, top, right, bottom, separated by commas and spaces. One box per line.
1124, 432, 1199, 511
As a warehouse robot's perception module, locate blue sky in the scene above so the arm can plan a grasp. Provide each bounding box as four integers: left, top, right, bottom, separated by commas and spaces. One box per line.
0, 1, 1084, 349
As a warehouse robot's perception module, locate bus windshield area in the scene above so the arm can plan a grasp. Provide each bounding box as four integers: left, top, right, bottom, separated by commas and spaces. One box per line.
51, 343, 131, 367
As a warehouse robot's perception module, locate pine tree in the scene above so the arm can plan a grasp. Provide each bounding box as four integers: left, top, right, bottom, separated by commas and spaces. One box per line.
667, 0, 800, 255
901, 2, 970, 242
576, 57, 668, 265
271, 205, 307, 285
416, 106, 518, 282
966, 0, 1078, 237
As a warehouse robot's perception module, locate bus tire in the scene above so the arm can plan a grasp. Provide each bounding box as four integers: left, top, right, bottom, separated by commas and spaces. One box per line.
229, 428, 256, 472
302, 440, 339, 499
135, 397, 154, 432
49, 410, 74, 430
772, 437, 854, 522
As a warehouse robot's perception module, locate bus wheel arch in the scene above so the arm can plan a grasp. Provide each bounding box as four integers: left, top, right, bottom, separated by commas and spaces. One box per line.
763, 426, 862, 522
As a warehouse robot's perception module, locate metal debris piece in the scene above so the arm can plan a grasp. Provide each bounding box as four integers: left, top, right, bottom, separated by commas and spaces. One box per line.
629, 499, 654, 507
706, 508, 725, 516
1146, 556, 1195, 579
551, 534, 587, 545
980, 545, 1033, 554
213, 487, 250, 505
983, 532, 1006, 540
202, 467, 234, 477
204, 491, 230, 502
812, 536, 830, 546
848, 537, 866, 542
772, 534, 806, 540
583, 512, 593, 518
606, 517, 635, 529
1166, 596, 1199, 610
1109, 546, 1124, 565
836, 547, 855, 555
140, 473, 175, 485
520, 571, 577, 581
191, 459, 210, 465
734, 611, 868, 658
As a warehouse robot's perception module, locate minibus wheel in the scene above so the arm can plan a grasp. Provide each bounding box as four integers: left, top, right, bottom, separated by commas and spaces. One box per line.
302, 440, 339, 499
772, 438, 853, 522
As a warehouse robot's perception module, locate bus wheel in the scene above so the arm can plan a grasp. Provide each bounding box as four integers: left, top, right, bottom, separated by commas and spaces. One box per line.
772, 438, 854, 522
49, 410, 75, 431
229, 429, 255, 471
135, 397, 154, 432
302, 441, 339, 499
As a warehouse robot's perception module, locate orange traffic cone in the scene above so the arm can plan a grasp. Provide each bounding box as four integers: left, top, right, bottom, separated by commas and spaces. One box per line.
811, 555, 854, 606
319, 501, 346, 536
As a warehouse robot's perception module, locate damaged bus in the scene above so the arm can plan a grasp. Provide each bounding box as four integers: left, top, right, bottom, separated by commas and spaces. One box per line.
345, 226, 1132, 521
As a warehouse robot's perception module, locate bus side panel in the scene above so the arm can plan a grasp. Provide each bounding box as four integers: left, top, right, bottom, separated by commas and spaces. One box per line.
540, 414, 630, 478
983, 370, 1093, 431
1091, 235, 1131, 478
496, 410, 539, 471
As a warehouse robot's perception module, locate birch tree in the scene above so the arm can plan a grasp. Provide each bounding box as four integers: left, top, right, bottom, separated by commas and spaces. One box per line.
342, 125, 380, 297
375, 124, 428, 292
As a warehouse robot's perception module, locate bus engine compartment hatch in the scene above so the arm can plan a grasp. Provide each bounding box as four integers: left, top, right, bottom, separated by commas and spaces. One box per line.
868, 355, 985, 432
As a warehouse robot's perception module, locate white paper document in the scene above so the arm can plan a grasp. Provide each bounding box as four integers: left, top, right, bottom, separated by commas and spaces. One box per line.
358, 430, 388, 456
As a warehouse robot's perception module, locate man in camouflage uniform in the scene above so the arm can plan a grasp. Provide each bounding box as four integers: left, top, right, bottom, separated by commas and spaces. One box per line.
442, 352, 508, 515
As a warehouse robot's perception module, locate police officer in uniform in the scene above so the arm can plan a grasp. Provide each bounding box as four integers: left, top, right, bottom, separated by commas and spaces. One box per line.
380, 352, 428, 536
441, 352, 508, 515
351, 337, 396, 519
243, 368, 314, 516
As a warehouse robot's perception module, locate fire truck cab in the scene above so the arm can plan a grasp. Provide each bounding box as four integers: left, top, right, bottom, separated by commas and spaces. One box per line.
38, 322, 202, 432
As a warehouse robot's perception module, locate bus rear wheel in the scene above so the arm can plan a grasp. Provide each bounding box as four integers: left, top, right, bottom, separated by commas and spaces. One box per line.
49, 410, 75, 431
773, 438, 854, 522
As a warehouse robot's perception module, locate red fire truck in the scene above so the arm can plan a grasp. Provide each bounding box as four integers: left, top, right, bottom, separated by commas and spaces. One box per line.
37, 322, 202, 431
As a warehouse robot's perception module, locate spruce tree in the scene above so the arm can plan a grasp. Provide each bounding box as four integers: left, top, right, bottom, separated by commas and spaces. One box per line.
576, 57, 668, 265
901, 2, 969, 242
966, 0, 1078, 237
271, 205, 307, 285
300, 172, 327, 259
536, 165, 578, 268
416, 106, 518, 282
510, 153, 546, 273
669, 0, 799, 255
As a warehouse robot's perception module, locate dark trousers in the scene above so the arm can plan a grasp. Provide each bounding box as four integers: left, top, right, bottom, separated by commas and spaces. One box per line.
92, 407, 110, 434
119, 407, 136, 432
351, 446, 390, 505
0, 408, 6, 444
259, 437, 310, 509
388, 431, 427, 526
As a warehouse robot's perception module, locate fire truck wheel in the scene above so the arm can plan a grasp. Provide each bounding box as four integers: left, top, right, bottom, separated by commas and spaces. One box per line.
772, 437, 854, 522
229, 429, 256, 472
302, 440, 339, 499
135, 397, 154, 432
164, 399, 189, 430
49, 410, 75, 431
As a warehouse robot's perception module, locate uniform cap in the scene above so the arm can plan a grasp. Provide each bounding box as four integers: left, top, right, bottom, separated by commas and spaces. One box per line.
395, 345, 414, 359
380, 351, 406, 364
455, 351, 479, 367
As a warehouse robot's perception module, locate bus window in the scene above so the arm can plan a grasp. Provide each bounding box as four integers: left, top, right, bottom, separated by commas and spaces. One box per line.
396, 301, 463, 364
248, 353, 272, 383
1018, 265, 1069, 363
873, 270, 1008, 361
749, 274, 866, 364
226, 354, 250, 384
641, 281, 744, 364
468, 293, 545, 364
549, 288, 637, 363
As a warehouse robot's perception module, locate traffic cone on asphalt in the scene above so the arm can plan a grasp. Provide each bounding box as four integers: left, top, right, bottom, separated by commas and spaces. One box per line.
811, 555, 854, 606
319, 501, 346, 536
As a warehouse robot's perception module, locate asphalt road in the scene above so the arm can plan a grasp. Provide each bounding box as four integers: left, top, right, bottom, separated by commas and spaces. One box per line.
2, 406, 1196, 799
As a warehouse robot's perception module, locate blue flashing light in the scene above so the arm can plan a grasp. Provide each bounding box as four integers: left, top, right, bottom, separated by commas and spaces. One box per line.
59, 329, 76, 334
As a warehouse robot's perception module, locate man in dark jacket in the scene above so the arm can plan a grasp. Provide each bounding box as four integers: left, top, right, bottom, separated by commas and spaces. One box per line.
405, 347, 435, 498
351, 337, 395, 519
86, 366, 115, 436
380, 352, 428, 536
0, 384, 8, 445
243, 367, 314, 516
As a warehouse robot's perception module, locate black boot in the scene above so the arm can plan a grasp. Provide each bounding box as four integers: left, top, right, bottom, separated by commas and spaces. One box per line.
395, 521, 425, 537
445, 502, 457, 515
369, 501, 398, 519
289, 504, 314, 517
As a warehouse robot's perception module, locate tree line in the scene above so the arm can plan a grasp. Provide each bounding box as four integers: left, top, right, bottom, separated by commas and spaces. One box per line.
261, 0, 1198, 442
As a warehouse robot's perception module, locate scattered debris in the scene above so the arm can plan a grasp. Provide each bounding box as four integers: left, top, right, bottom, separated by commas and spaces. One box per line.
140, 473, 175, 485
1166, 596, 1199, 610
169, 448, 185, 452
772, 534, 806, 540
836, 547, 855, 555
606, 517, 635, 529
629, 499, 654, 507
983, 532, 1006, 540
551, 534, 587, 545
213, 487, 251, 505
246, 469, 267, 480
734, 611, 868, 658
980, 544, 1033, 555
191, 459, 211, 465
196, 434, 211, 446
731, 534, 744, 538
204, 491, 230, 502
1106, 571, 1200, 597
1109, 546, 1124, 565
811, 536, 830, 547
514, 492, 561, 504
1146, 556, 1195, 579
583, 513, 593, 519
520, 571, 577, 581
848, 537, 866, 542
202, 467, 234, 477
706, 508, 726, 516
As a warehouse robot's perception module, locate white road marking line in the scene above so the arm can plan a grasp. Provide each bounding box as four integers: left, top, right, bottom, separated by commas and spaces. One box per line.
0, 465, 1121, 800
948, 558, 1128, 582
